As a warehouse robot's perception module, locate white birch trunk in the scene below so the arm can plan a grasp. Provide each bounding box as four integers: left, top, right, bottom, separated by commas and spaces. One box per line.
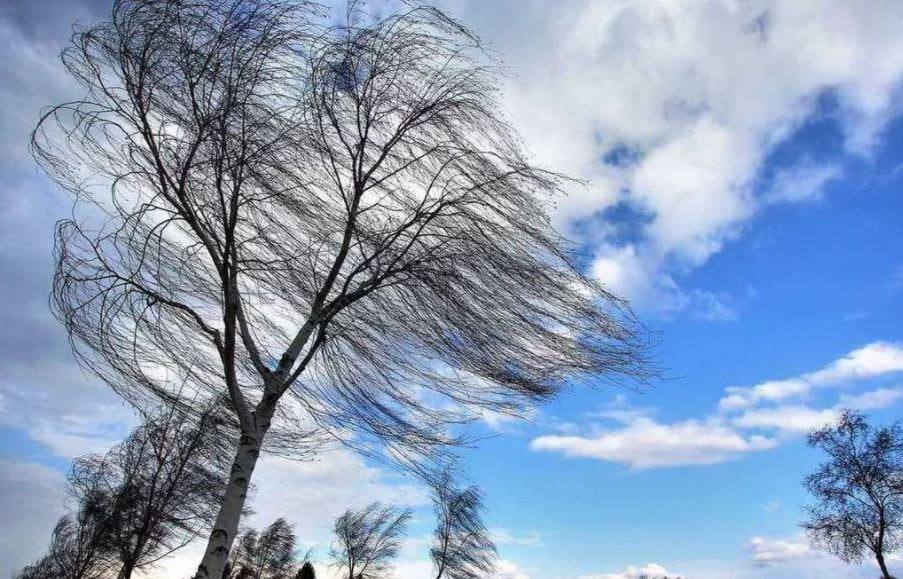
193, 428, 263, 579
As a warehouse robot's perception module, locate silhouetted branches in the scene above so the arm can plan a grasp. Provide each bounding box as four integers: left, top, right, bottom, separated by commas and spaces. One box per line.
15, 508, 117, 579
227, 518, 300, 579
17, 403, 229, 579
430, 469, 495, 579
96, 405, 230, 577
331, 503, 411, 579
802, 409, 903, 579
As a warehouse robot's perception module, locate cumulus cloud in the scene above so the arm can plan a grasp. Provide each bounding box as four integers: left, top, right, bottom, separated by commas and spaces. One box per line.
746, 536, 813, 567
719, 341, 903, 410
732, 405, 839, 434
451, 0, 903, 316
579, 562, 685, 579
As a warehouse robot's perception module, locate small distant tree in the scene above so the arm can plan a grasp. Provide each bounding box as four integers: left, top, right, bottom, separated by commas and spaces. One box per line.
430, 470, 496, 579
228, 518, 299, 579
802, 409, 903, 579
295, 561, 316, 579
332, 503, 411, 579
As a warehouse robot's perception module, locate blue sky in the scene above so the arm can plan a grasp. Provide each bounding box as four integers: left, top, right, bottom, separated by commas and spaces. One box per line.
1, 1, 902, 578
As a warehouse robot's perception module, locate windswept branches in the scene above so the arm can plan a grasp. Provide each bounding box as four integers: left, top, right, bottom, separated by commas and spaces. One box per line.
15, 509, 117, 579
429, 469, 495, 579
802, 410, 903, 579
331, 503, 411, 579
94, 404, 232, 577
228, 518, 299, 579
16, 402, 229, 579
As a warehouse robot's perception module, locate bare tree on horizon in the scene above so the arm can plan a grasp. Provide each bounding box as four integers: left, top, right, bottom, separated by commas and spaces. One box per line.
331, 503, 411, 579
33, 0, 650, 576
93, 405, 230, 578
15, 500, 117, 579
802, 409, 903, 579
227, 518, 299, 579
429, 469, 495, 579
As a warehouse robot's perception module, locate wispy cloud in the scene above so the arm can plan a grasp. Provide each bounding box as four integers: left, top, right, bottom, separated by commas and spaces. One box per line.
532, 417, 775, 469
531, 342, 903, 468
719, 341, 903, 410
746, 535, 815, 567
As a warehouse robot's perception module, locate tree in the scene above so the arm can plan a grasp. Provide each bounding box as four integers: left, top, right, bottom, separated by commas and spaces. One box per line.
802, 409, 903, 579
34, 0, 648, 576
15, 488, 119, 579
90, 405, 229, 577
228, 518, 299, 579
331, 503, 411, 579
296, 561, 316, 579
17, 404, 228, 579
430, 470, 495, 579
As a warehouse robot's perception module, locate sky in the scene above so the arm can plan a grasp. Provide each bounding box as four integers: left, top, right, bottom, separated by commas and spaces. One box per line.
1, 0, 902, 578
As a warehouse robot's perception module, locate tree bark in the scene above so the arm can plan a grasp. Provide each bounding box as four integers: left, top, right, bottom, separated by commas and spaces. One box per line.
194, 428, 264, 579
118, 562, 135, 579
876, 550, 892, 579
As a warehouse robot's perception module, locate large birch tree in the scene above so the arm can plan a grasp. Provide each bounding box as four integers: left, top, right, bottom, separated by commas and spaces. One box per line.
34, 0, 649, 576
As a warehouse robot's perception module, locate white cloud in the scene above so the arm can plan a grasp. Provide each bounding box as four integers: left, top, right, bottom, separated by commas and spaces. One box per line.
807, 341, 903, 384
746, 536, 814, 567
579, 562, 685, 579
490, 528, 543, 546
764, 162, 841, 203
454, 0, 903, 316
532, 341, 903, 468
732, 405, 839, 434
838, 387, 903, 410
246, 451, 429, 542
531, 416, 776, 469
489, 559, 532, 579
720, 341, 903, 410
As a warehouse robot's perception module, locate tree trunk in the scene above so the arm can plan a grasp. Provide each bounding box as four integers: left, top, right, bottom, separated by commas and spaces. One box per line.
194, 428, 264, 579
118, 561, 135, 579
876, 549, 892, 579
